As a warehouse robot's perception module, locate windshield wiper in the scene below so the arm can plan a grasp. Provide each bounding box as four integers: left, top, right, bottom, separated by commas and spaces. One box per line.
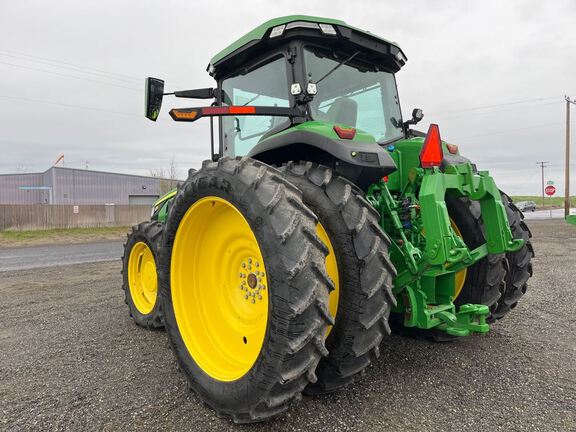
242, 93, 261, 106
314, 51, 361, 85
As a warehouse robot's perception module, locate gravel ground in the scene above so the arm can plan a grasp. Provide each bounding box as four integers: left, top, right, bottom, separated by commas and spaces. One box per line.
1, 219, 574, 431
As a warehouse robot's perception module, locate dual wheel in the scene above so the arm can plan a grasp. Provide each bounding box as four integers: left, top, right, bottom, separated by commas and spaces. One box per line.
122, 157, 533, 422
155, 158, 396, 423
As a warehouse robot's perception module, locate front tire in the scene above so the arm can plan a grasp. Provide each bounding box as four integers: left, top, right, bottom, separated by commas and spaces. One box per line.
158, 157, 333, 423
121, 221, 164, 329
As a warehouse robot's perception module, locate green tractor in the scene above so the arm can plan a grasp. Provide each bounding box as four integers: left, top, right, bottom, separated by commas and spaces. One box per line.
122, 15, 534, 423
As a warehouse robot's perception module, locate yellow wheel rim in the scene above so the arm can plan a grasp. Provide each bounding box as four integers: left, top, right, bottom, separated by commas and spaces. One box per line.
450, 220, 467, 300
316, 222, 339, 336
128, 241, 158, 315
171, 196, 269, 382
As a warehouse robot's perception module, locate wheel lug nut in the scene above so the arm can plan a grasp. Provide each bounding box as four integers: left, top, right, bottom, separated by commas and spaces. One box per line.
257, 294, 262, 300
244, 294, 249, 299
241, 262, 246, 268
248, 258, 252, 264
251, 298, 256, 304
255, 262, 259, 267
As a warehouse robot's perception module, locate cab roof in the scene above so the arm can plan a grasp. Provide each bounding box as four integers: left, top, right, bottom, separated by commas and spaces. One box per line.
208, 15, 407, 79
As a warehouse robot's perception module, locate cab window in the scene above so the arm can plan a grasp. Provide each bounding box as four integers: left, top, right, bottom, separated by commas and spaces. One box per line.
221, 56, 290, 156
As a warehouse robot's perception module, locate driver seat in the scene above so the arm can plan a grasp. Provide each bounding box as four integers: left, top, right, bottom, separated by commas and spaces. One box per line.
325, 97, 358, 127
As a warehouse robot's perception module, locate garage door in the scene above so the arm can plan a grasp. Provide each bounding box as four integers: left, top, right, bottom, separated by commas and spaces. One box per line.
128, 195, 159, 205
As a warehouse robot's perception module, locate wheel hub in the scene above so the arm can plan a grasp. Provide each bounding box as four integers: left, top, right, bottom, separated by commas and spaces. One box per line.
239, 257, 266, 303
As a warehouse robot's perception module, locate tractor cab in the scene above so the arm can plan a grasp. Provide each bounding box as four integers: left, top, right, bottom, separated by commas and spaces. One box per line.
208, 16, 408, 158
146, 16, 414, 188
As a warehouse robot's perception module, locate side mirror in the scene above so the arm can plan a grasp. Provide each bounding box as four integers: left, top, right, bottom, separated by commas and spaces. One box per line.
145, 77, 165, 121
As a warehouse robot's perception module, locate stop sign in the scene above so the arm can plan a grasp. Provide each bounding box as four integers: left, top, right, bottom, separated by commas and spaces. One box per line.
545, 185, 556, 196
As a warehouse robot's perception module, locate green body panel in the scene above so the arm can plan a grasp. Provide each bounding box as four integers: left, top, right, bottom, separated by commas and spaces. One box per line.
384, 137, 454, 190
366, 151, 523, 335
261, 120, 377, 144
152, 188, 177, 223
209, 15, 401, 68
153, 188, 177, 207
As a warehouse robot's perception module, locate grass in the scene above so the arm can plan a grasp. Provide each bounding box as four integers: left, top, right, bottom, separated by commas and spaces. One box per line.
510, 195, 576, 208
0, 226, 129, 246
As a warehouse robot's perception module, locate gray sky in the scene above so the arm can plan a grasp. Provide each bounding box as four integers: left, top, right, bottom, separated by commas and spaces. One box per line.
1, 0, 574, 195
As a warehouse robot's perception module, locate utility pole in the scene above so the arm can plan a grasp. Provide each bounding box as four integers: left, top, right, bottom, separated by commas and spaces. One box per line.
536, 161, 549, 208
565, 96, 575, 218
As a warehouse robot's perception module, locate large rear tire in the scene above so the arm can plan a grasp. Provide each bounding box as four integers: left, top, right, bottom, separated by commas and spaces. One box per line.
279, 162, 396, 394
121, 221, 164, 329
437, 193, 535, 322
491, 193, 534, 319
447, 196, 508, 317
158, 157, 333, 423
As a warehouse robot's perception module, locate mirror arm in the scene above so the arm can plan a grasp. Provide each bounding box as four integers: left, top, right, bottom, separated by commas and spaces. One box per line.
166, 88, 215, 99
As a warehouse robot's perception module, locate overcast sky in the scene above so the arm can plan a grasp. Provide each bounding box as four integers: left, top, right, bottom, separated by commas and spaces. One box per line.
1, 0, 574, 195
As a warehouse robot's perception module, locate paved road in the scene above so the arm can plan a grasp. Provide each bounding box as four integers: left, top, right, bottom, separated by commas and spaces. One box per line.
0, 241, 123, 272
523, 207, 576, 220
1, 219, 574, 431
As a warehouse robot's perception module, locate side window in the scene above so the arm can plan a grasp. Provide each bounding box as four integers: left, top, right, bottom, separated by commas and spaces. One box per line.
351, 86, 386, 140
221, 57, 290, 156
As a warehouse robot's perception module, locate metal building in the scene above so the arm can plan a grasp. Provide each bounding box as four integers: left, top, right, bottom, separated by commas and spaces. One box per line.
0, 167, 180, 205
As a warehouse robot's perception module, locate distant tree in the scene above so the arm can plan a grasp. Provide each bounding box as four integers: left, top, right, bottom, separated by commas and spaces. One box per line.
150, 156, 182, 195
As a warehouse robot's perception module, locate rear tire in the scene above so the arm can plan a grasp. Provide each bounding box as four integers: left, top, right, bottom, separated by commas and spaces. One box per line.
491, 193, 534, 319
158, 157, 333, 423
121, 221, 164, 329
280, 162, 396, 395
447, 196, 507, 316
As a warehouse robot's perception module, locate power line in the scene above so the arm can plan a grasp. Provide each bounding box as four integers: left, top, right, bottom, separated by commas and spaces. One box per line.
429, 96, 560, 117
0, 48, 187, 89
433, 101, 560, 121
0, 52, 141, 85
0, 49, 143, 84
0, 94, 175, 122
0, 61, 142, 92
452, 119, 576, 141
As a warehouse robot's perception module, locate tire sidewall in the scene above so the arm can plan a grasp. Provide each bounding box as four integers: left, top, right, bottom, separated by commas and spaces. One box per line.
122, 223, 162, 326
158, 161, 322, 411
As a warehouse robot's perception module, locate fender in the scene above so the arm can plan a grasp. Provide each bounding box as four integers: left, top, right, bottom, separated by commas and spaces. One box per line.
248, 123, 397, 190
